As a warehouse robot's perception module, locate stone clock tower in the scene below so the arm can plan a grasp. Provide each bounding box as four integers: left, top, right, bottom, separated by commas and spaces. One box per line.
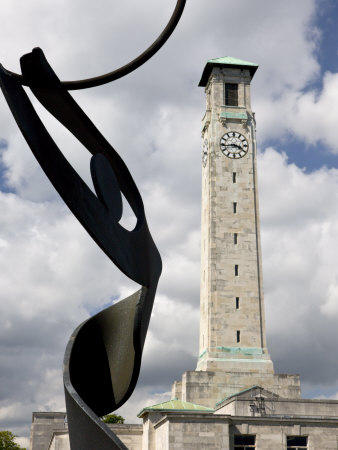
172, 57, 301, 407
198, 57, 271, 373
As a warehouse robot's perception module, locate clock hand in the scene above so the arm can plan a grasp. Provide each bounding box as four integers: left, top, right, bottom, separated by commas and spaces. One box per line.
225, 144, 241, 149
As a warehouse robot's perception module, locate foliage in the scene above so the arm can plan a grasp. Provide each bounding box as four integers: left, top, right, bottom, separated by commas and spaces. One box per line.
102, 414, 125, 424
0, 431, 26, 450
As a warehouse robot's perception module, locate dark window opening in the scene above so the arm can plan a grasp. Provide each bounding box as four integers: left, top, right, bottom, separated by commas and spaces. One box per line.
236, 297, 239, 309
287, 436, 308, 449
233, 202, 237, 213
233, 172, 237, 183
234, 435, 255, 448
235, 265, 239, 276
225, 83, 238, 106
236, 330, 240, 343
234, 233, 238, 244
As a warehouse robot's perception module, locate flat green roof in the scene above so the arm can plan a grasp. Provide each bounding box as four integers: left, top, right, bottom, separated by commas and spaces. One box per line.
199, 56, 259, 87
138, 399, 214, 417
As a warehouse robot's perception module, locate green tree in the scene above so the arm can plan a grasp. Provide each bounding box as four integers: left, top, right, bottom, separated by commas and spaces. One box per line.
102, 414, 125, 424
0, 431, 26, 450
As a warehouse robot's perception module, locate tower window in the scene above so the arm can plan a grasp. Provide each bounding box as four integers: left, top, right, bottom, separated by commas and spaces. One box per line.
234, 435, 255, 448
225, 83, 238, 106
233, 172, 237, 183
287, 436, 308, 449
236, 330, 241, 343
235, 265, 239, 276
234, 233, 238, 244
233, 202, 237, 213
236, 297, 239, 309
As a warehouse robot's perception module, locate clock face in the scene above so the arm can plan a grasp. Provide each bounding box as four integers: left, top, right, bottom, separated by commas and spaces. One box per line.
220, 132, 248, 159
202, 139, 208, 167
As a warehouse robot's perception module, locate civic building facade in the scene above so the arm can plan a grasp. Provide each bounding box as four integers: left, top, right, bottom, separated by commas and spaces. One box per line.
30, 57, 338, 450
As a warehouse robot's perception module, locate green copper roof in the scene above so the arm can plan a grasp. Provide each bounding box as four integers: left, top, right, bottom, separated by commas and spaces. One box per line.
138, 399, 214, 417
208, 56, 258, 67
199, 56, 259, 87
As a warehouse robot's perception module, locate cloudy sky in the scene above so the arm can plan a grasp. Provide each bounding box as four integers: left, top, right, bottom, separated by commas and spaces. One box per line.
1, 0, 338, 445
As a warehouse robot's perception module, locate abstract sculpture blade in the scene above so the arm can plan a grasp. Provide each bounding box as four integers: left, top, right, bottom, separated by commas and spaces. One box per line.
0, 1, 186, 448
0, 49, 161, 449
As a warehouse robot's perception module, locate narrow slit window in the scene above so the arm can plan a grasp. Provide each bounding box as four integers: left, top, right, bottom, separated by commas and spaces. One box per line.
225, 83, 238, 106
233, 172, 237, 183
233, 202, 237, 213
235, 265, 239, 276
236, 330, 241, 343
236, 297, 239, 309
234, 233, 238, 244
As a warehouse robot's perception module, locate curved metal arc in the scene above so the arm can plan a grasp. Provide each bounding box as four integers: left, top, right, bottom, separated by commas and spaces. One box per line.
7, 0, 186, 90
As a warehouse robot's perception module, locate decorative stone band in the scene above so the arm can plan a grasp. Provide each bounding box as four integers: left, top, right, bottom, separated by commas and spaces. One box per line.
220, 111, 248, 120
197, 347, 275, 374
217, 346, 263, 355
199, 347, 264, 359
219, 111, 248, 127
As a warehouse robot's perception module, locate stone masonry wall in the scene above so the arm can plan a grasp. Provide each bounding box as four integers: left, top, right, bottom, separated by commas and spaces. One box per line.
30, 412, 67, 450
172, 370, 300, 409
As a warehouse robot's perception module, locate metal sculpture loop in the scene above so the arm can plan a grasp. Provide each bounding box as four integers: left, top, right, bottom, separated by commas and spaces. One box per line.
0, 2, 186, 449
6, 0, 186, 90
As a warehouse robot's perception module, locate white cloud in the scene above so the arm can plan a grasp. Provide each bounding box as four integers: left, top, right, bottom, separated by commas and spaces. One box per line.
258, 148, 338, 226
288, 72, 338, 151
259, 148, 338, 387
15, 437, 30, 448
255, 71, 338, 152
320, 280, 338, 316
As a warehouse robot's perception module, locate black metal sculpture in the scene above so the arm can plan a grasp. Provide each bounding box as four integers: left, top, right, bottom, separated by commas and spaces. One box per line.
0, 1, 186, 448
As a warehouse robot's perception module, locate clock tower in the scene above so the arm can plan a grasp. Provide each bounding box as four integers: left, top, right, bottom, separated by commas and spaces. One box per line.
198, 56, 272, 373
172, 57, 301, 407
